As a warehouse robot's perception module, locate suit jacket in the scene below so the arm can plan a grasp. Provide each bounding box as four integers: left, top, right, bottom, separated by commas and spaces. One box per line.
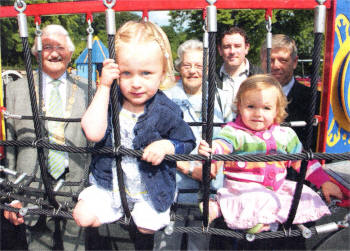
5, 72, 92, 189
285, 78, 321, 151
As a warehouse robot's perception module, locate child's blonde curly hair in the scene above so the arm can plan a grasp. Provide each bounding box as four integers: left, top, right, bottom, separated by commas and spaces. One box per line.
115, 20, 175, 90
235, 74, 288, 124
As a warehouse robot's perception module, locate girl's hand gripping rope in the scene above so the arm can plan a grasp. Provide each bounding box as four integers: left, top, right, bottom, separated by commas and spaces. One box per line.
99, 59, 120, 88
198, 140, 212, 157
198, 140, 219, 178
142, 139, 175, 166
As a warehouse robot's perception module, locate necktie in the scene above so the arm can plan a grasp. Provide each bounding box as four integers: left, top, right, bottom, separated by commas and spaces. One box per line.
47, 80, 66, 179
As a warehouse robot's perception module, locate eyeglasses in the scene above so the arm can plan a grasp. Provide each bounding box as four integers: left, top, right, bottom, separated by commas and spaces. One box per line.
181, 64, 203, 71
43, 45, 66, 52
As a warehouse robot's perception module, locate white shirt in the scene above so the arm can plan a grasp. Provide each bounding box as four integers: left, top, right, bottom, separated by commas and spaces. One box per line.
219, 59, 250, 111
282, 77, 295, 96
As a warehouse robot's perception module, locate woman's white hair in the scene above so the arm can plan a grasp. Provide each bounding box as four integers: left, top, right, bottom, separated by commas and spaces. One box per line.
31, 24, 75, 55
174, 39, 203, 71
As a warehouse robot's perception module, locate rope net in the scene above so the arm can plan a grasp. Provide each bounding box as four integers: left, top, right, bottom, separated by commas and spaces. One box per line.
1, 0, 349, 244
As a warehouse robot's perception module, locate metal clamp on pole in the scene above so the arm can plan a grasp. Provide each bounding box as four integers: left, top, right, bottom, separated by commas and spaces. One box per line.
314, 0, 326, 34
0, 166, 17, 176
35, 22, 42, 52
265, 9, 272, 73
266, 16, 272, 44
87, 19, 94, 50
203, 25, 209, 50
104, 0, 116, 35
315, 222, 339, 235
289, 121, 307, 127
206, 0, 217, 33
14, 173, 27, 185
53, 179, 65, 192
297, 224, 312, 239
15, 0, 28, 38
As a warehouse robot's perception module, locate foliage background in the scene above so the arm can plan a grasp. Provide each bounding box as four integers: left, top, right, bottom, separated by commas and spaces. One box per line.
1, 1, 317, 76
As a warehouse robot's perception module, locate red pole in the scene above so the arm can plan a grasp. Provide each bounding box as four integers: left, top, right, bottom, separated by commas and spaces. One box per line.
317, 0, 337, 152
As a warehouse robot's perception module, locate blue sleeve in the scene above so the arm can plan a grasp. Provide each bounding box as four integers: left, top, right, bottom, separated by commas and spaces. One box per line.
169, 139, 185, 154
165, 111, 196, 154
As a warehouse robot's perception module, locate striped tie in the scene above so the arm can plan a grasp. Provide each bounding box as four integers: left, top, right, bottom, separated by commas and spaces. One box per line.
47, 80, 66, 179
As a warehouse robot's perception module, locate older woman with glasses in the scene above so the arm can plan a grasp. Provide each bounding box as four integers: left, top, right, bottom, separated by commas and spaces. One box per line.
153, 39, 234, 251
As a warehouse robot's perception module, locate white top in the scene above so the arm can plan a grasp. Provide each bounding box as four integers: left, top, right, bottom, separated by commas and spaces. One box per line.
219, 59, 250, 111
282, 77, 295, 96
112, 108, 148, 207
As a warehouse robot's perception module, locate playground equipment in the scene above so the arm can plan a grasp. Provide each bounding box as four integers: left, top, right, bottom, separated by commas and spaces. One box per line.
75, 36, 109, 82
0, 0, 349, 249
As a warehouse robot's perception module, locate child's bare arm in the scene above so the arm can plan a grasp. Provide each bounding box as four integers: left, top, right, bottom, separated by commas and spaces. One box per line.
177, 161, 218, 181
321, 181, 343, 203
81, 59, 119, 142
142, 139, 175, 166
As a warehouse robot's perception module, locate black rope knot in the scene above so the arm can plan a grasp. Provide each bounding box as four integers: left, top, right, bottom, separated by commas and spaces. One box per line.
282, 225, 292, 237
124, 215, 131, 225
113, 145, 121, 157
6, 192, 12, 198
36, 198, 43, 206
17, 184, 25, 192
31, 138, 45, 148
202, 221, 210, 233
53, 203, 63, 216
305, 149, 314, 160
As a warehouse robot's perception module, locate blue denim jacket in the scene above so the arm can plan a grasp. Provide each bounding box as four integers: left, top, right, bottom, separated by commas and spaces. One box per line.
90, 90, 196, 212
164, 81, 235, 204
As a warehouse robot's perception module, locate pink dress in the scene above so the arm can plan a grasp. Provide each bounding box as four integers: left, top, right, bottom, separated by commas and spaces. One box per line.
213, 117, 331, 230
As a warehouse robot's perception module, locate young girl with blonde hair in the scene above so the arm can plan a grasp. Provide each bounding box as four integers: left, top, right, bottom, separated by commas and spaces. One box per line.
73, 20, 196, 234
199, 74, 342, 233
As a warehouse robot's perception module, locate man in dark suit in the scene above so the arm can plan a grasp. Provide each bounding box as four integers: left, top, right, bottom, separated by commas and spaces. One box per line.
3, 24, 91, 250
260, 34, 320, 150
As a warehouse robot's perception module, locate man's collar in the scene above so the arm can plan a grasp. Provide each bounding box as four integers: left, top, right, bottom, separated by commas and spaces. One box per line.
282, 77, 295, 96
220, 59, 249, 78
43, 71, 67, 84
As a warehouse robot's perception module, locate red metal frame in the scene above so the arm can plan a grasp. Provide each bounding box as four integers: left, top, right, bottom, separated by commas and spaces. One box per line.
0, 0, 331, 18
317, 0, 337, 152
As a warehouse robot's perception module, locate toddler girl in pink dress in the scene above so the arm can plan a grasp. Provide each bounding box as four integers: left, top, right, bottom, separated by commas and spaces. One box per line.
199, 74, 342, 233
